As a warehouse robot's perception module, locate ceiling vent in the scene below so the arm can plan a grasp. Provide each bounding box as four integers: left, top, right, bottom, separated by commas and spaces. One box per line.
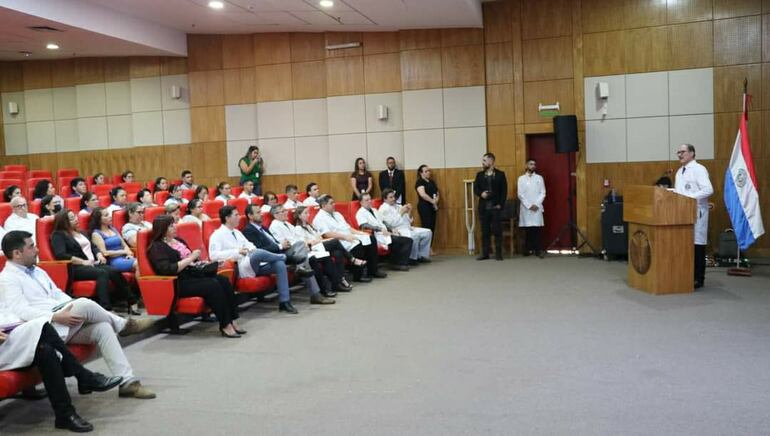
27, 26, 63, 32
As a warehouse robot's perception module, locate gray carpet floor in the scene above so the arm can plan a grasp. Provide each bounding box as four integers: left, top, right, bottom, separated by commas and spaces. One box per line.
1, 256, 769, 435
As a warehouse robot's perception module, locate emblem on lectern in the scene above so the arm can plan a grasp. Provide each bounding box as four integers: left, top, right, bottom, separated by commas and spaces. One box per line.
630, 230, 651, 275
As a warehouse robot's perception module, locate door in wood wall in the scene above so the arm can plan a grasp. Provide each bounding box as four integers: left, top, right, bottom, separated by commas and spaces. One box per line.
526, 134, 575, 249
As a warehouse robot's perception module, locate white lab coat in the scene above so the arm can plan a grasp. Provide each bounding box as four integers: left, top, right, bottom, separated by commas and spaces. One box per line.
378, 202, 414, 236
517, 173, 546, 227
313, 210, 366, 251
355, 207, 392, 247
675, 160, 713, 245
269, 220, 301, 244
0, 307, 48, 371
207, 226, 257, 278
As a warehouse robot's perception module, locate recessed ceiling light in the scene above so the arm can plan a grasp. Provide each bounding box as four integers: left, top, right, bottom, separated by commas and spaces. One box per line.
319, 0, 334, 8
208, 0, 224, 9
46, 43, 59, 50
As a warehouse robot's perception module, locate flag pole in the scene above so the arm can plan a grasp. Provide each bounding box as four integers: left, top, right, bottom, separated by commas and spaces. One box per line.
727, 78, 751, 276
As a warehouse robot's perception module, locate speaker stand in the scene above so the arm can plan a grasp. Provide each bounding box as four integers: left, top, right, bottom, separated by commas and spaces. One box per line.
545, 152, 599, 256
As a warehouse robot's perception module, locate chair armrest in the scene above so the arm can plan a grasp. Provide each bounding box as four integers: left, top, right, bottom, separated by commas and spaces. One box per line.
137, 276, 178, 316
37, 261, 71, 292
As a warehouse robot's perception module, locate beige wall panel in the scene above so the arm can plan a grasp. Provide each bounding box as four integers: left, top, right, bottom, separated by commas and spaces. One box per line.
624, 26, 671, 73
523, 79, 574, 124
713, 64, 763, 112
487, 124, 516, 166
485, 42, 513, 85
399, 29, 442, 50
363, 53, 402, 94
255, 63, 293, 102
222, 34, 255, 69
486, 84, 515, 126
400, 48, 443, 90
625, 0, 667, 28
23, 61, 52, 90
583, 31, 625, 76
128, 57, 159, 79
51, 59, 76, 88
522, 36, 573, 81
582, 0, 625, 33
670, 21, 714, 69
103, 58, 130, 83
440, 28, 484, 47
666, 0, 714, 24
292, 60, 327, 100
187, 34, 223, 72
161, 57, 188, 76
714, 16, 762, 65
483, 1, 513, 43
362, 32, 400, 55
325, 32, 364, 58
442, 45, 485, 88
326, 56, 365, 96
713, 0, 762, 19
254, 33, 291, 65
290, 33, 326, 62
521, 0, 572, 39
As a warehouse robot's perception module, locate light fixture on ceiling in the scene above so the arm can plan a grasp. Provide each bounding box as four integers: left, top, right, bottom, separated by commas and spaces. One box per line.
19, 51, 32, 57
208, 0, 224, 9
319, 0, 334, 8
46, 43, 59, 50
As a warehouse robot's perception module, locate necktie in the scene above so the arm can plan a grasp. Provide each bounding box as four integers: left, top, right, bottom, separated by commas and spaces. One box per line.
231, 231, 238, 241
389, 171, 393, 185
682, 167, 686, 174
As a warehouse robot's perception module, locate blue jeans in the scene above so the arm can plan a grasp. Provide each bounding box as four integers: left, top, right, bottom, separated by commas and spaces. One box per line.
248, 249, 290, 302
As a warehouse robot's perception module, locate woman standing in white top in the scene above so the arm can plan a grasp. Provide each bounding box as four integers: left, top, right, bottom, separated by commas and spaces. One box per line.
180, 199, 210, 227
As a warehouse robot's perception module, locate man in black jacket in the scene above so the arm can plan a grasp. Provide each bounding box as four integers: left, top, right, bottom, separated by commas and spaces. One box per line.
241, 204, 314, 277
473, 153, 508, 261
378, 157, 406, 204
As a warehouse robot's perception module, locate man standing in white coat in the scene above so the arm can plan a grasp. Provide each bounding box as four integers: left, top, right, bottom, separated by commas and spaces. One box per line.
674, 143, 713, 289
517, 159, 546, 258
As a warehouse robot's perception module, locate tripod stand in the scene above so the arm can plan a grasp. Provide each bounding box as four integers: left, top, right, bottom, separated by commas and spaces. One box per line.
545, 152, 599, 255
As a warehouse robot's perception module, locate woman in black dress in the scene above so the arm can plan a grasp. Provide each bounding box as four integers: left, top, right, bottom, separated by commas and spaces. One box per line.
350, 157, 372, 201
415, 164, 439, 245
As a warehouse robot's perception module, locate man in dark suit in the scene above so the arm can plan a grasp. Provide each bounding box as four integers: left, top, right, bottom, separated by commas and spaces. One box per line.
473, 153, 508, 261
241, 204, 313, 277
378, 157, 406, 204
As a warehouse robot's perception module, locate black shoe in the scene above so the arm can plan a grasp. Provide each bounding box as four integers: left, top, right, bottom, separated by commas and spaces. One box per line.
279, 302, 299, 314
321, 289, 338, 298
476, 255, 490, 261
354, 276, 372, 283
78, 373, 123, 395
694, 281, 704, 289
296, 267, 315, 278
523, 251, 532, 257
373, 271, 388, 278
495, 254, 503, 261
55, 413, 94, 433
418, 257, 431, 263
392, 264, 409, 271
310, 293, 336, 304
335, 283, 352, 292
220, 328, 241, 338
537, 251, 545, 259
408, 259, 420, 266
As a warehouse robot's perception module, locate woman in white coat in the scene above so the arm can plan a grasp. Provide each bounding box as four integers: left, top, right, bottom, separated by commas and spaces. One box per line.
517, 159, 546, 257
0, 305, 122, 432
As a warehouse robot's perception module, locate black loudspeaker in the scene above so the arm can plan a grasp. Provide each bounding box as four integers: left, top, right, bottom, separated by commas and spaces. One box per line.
553, 115, 578, 153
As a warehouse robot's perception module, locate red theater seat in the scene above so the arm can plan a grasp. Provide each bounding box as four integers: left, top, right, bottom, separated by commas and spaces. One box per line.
0, 179, 23, 193
91, 184, 114, 197
112, 209, 127, 233
202, 200, 222, 218
227, 198, 248, 215
28, 200, 41, 217
28, 170, 53, 179
98, 195, 111, 208
0, 171, 25, 180
3, 164, 28, 173
153, 190, 170, 205
0, 203, 13, 226
0, 344, 95, 400
26, 177, 50, 198
56, 169, 79, 178
120, 182, 143, 194
144, 206, 166, 223
64, 197, 81, 212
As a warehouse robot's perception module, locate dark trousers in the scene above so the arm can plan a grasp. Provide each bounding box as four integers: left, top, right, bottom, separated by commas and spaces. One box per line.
694, 244, 706, 284
524, 227, 542, 253
72, 264, 135, 310
310, 256, 342, 291
479, 208, 503, 256
388, 235, 413, 265
323, 239, 350, 286
34, 323, 92, 419
177, 275, 238, 328
417, 203, 436, 236
350, 234, 379, 279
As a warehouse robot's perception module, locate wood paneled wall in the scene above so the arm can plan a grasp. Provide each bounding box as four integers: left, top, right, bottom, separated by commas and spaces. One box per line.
2, 0, 769, 255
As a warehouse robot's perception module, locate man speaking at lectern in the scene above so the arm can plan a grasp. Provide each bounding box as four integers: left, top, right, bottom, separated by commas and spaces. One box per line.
674, 143, 713, 289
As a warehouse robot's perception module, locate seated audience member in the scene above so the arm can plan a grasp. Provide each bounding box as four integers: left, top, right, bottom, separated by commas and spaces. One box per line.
153, 177, 168, 193
209, 206, 303, 314
164, 203, 182, 223
293, 206, 356, 291
3, 185, 22, 203
238, 180, 258, 200
69, 177, 88, 198
88, 207, 136, 274
283, 184, 299, 209
180, 199, 209, 227
5, 197, 39, 239
214, 182, 235, 203
194, 185, 209, 202
0, 230, 156, 399
33, 180, 64, 205
313, 195, 385, 282
655, 175, 673, 188
147, 215, 244, 337
40, 195, 63, 218
79, 192, 99, 217
355, 193, 412, 271
121, 202, 151, 248
303, 182, 321, 206
51, 209, 138, 313
180, 170, 196, 190
137, 189, 156, 208
379, 188, 432, 264
0, 307, 122, 432
121, 170, 135, 183
267, 205, 341, 298
164, 184, 188, 206
105, 187, 127, 214
92, 173, 106, 185
260, 191, 278, 214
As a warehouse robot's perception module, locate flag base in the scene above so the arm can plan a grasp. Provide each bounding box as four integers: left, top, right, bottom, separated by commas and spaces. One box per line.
727, 267, 752, 277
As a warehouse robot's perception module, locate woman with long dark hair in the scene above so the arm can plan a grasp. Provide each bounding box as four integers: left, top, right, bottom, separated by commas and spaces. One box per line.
78, 192, 99, 217
350, 157, 372, 201
152, 177, 168, 193
88, 207, 136, 273
147, 215, 244, 338
238, 145, 263, 194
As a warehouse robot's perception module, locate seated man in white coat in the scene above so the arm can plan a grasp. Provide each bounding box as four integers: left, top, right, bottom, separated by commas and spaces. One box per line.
283, 184, 300, 210
1, 303, 122, 432
0, 231, 156, 400
378, 188, 432, 264
4, 197, 39, 240
355, 193, 412, 271
517, 159, 546, 258
302, 182, 321, 207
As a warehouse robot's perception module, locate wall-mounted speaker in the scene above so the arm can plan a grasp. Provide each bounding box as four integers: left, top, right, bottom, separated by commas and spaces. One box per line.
553, 115, 578, 153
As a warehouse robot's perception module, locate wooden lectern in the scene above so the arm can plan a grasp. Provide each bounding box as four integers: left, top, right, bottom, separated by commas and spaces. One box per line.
623, 186, 697, 294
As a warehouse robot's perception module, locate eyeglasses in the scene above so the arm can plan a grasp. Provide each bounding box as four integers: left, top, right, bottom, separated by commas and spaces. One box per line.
676, 150, 687, 155
13, 204, 27, 209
